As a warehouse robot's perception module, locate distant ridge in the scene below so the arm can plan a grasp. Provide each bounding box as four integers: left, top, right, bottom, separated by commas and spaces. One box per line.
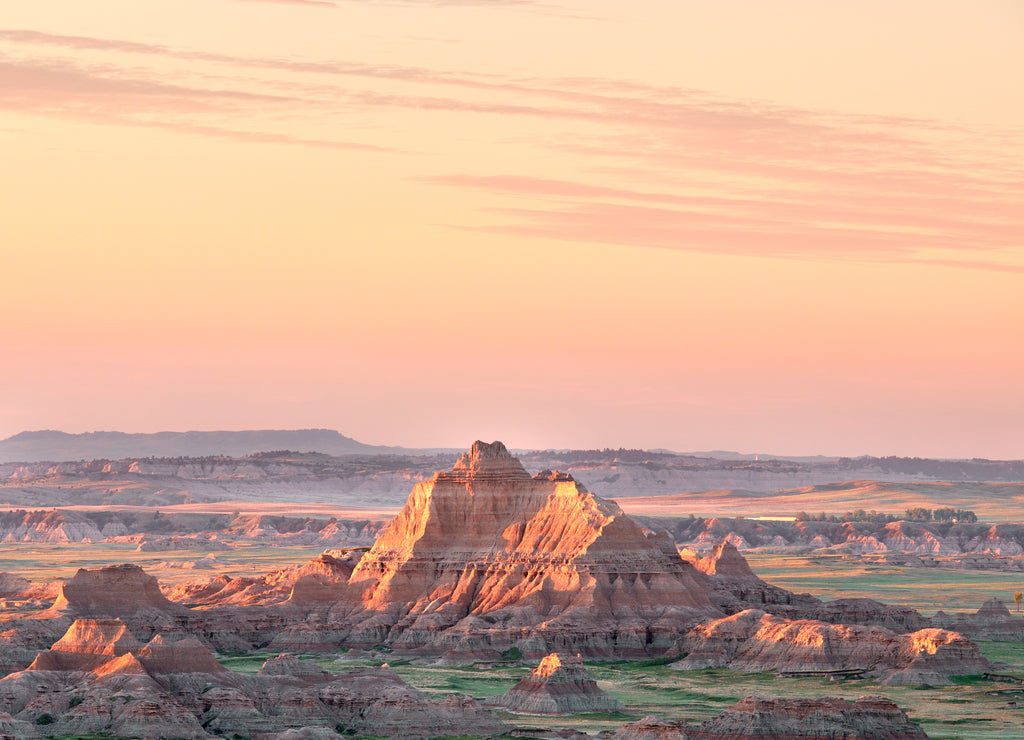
0, 429, 383, 463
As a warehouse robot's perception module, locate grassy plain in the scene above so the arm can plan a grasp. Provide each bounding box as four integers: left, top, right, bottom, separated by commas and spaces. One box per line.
745, 553, 1024, 615
0, 540, 316, 586
208, 648, 1024, 740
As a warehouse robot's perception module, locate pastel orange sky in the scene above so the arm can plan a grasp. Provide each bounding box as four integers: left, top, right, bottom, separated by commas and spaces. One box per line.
2, 1, 1022, 457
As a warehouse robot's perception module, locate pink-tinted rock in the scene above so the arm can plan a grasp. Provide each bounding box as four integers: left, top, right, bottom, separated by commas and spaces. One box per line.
485, 653, 626, 715
293, 441, 720, 657
674, 609, 991, 684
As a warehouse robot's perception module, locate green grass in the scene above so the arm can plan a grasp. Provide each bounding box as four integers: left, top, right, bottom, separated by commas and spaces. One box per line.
745, 553, 1024, 615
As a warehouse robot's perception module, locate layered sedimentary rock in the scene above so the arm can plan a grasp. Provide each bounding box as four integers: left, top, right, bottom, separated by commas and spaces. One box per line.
274, 441, 720, 657
674, 609, 991, 684
603, 715, 691, 739
688, 695, 929, 739
0, 619, 506, 739
49, 563, 185, 618
485, 653, 625, 714
165, 551, 360, 608
689, 542, 819, 614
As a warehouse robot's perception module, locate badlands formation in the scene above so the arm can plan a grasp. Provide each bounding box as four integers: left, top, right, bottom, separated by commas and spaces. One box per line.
0, 440, 1014, 737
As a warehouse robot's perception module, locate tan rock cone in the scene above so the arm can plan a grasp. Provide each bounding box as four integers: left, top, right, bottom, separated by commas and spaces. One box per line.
485, 653, 626, 715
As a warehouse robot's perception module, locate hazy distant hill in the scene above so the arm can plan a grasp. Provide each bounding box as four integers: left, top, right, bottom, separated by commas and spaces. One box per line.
0, 429, 383, 463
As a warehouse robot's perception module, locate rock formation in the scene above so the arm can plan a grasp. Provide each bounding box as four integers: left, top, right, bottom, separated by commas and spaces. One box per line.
932, 598, 1024, 641
164, 551, 359, 608
688, 695, 929, 739
485, 652, 626, 714
674, 609, 992, 684
689, 541, 819, 614
0, 619, 507, 739
48, 563, 185, 618
274, 441, 721, 658
603, 715, 691, 739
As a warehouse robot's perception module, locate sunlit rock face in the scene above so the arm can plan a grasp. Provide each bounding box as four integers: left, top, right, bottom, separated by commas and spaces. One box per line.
673, 608, 992, 685
484, 652, 626, 715
275, 441, 720, 658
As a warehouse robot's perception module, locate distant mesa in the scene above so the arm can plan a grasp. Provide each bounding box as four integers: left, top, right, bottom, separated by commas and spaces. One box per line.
0, 428, 380, 463
484, 652, 626, 715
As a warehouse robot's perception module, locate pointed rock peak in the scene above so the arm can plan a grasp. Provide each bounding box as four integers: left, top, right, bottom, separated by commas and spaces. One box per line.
92, 652, 149, 678
977, 598, 1011, 618
695, 540, 756, 578
485, 652, 626, 715
52, 619, 140, 656
448, 440, 530, 481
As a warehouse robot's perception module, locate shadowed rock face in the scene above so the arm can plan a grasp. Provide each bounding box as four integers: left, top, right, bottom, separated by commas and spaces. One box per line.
303, 441, 719, 656
689, 695, 929, 739
484, 653, 626, 715
932, 598, 1024, 641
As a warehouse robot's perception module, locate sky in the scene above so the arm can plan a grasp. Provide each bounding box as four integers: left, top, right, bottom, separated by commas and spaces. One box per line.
2, 0, 1022, 458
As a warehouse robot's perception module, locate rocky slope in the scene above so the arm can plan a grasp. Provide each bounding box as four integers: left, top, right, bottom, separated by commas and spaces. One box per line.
484, 653, 626, 714
164, 551, 363, 607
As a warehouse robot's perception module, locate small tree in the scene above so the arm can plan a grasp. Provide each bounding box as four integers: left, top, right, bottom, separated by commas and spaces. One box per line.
1014, 591, 1022, 613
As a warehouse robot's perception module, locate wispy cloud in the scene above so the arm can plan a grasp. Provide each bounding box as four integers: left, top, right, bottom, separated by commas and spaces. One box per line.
3, 27, 1020, 270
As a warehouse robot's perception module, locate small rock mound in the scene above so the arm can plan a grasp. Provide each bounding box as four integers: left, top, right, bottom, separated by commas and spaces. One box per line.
485, 653, 626, 715
258, 653, 330, 679
689, 695, 929, 739
604, 714, 690, 739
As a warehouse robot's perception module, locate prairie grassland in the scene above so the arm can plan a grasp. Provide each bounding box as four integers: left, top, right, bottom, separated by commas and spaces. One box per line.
357, 650, 1024, 740
0, 541, 316, 586
746, 553, 1024, 615
207, 650, 1024, 739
